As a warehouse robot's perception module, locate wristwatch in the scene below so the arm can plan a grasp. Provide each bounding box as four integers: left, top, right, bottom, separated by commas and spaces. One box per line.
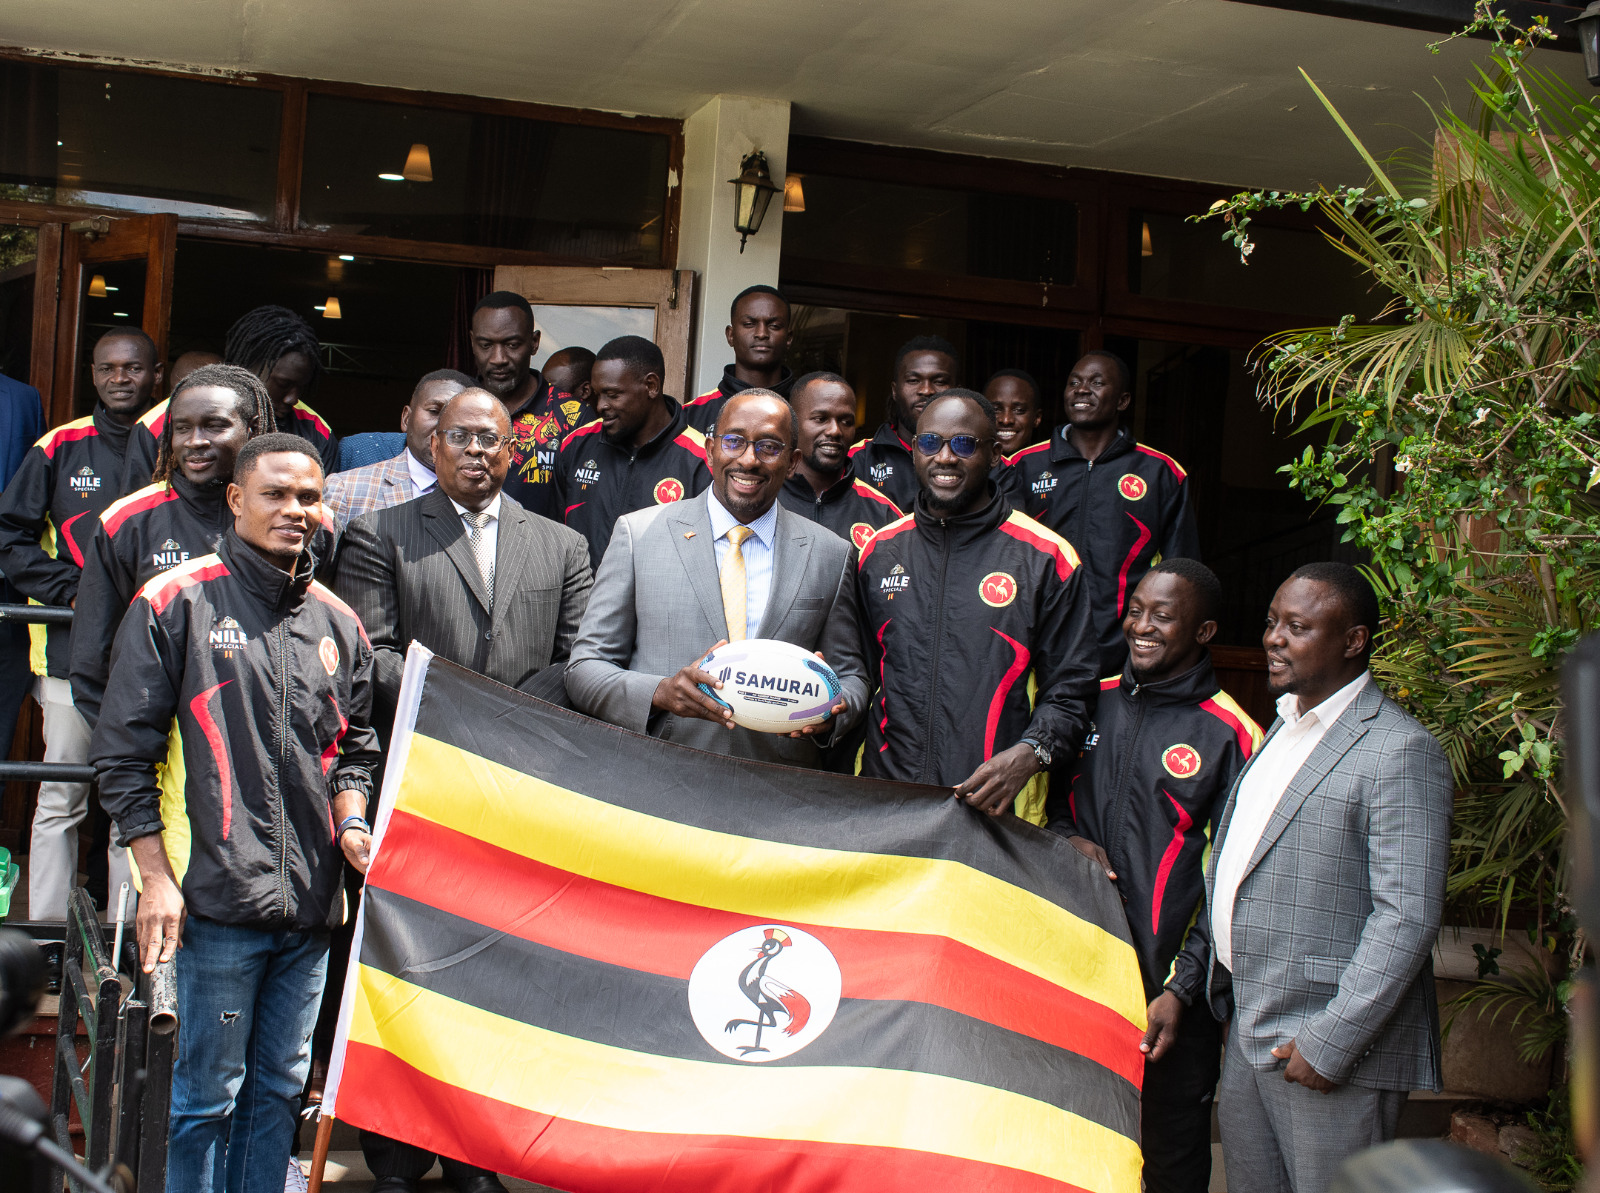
1020, 737, 1052, 769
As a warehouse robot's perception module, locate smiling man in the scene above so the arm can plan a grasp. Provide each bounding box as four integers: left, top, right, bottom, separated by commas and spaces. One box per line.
856, 389, 1097, 823
683, 285, 796, 433
1003, 351, 1199, 676
984, 368, 1045, 459
1175, 562, 1451, 1193
1049, 559, 1262, 1193
553, 335, 711, 570
0, 324, 162, 919
777, 371, 903, 549
91, 432, 379, 1193
567, 389, 868, 767
848, 335, 960, 512
70, 364, 288, 731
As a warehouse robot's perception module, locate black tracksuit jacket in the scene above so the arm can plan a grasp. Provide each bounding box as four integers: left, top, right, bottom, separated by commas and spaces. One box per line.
1001, 427, 1200, 675
91, 531, 378, 932
847, 422, 921, 515
0, 405, 139, 678
1048, 657, 1262, 1000
856, 488, 1098, 822
68, 475, 337, 729
681, 364, 795, 434
777, 471, 904, 551
124, 398, 340, 488
553, 398, 711, 571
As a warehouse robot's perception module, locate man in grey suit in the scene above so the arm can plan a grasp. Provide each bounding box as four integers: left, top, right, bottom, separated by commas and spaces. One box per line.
333, 390, 593, 1192
323, 368, 471, 526
566, 389, 868, 767
1165, 562, 1451, 1193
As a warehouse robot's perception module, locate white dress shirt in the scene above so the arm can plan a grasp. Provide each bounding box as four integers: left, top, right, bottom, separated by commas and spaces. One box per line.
447, 491, 502, 576
1211, 671, 1370, 971
707, 492, 777, 637
405, 449, 437, 497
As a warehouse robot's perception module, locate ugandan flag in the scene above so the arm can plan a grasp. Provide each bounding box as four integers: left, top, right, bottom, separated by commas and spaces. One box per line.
325, 645, 1146, 1193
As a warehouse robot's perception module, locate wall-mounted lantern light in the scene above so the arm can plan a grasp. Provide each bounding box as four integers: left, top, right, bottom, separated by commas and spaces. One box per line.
729, 151, 781, 253
1572, 2, 1600, 85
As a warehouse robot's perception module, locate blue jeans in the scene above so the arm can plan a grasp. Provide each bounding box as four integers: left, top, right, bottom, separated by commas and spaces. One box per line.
168, 915, 329, 1193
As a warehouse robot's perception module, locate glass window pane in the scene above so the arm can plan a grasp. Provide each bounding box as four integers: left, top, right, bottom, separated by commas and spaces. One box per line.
1130, 209, 1382, 319
530, 306, 654, 371
0, 62, 280, 221
783, 175, 1076, 285
0, 223, 38, 385
300, 95, 670, 263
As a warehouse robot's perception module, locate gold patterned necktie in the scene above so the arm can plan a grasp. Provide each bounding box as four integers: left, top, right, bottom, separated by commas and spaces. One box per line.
462, 510, 494, 608
720, 524, 754, 641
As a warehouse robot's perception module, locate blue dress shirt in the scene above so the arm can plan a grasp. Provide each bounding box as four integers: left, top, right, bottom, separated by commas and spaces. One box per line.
707, 492, 776, 638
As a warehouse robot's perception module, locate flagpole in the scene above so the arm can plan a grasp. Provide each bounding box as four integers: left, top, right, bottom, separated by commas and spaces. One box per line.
307, 1112, 335, 1193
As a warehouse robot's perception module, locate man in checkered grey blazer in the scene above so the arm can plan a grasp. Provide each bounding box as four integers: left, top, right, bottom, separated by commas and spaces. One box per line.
323, 369, 471, 527
1168, 562, 1451, 1193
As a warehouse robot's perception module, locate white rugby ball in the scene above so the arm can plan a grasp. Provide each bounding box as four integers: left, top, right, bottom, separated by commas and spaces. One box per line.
696, 638, 842, 734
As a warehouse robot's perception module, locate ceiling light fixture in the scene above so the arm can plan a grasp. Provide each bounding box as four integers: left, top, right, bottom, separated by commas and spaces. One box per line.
783, 173, 805, 213
1140, 222, 1154, 258
112, 311, 129, 318
729, 150, 780, 253
322, 297, 342, 319
88, 274, 108, 298
378, 173, 404, 181
338, 254, 355, 262
402, 143, 434, 182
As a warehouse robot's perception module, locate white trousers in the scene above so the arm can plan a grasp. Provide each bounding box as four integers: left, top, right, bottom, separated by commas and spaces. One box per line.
28, 676, 131, 921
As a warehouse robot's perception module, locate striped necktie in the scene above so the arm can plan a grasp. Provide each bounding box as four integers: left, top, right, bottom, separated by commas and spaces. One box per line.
719, 524, 753, 641
462, 510, 494, 608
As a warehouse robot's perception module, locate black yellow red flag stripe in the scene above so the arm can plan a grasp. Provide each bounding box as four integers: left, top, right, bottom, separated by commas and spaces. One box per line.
326, 646, 1146, 1193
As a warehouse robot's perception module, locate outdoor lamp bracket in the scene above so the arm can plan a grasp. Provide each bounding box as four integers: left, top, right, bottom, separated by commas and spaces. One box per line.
729, 150, 781, 253
1572, 1, 1600, 86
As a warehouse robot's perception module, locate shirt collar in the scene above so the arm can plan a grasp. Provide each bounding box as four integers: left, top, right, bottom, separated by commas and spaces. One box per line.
448, 492, 502, 522
707, 490, 777, 548
1277, 670, 1370, 731
404, 449, 436, 493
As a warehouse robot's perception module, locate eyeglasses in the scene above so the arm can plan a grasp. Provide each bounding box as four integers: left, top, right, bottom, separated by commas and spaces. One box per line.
914, 433, 992, 459
442, 428, 506, 451
717, 433, 790, 463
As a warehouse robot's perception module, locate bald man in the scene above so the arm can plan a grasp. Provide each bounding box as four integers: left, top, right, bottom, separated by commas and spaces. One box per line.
567, 389, 868, 768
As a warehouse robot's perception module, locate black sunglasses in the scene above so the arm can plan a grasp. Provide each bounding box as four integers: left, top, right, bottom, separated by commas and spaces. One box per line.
914, 433, 992, 459
718, 433, 790, 464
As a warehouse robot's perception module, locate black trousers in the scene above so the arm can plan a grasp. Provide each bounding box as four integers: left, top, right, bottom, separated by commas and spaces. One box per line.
360, 1129, 496, 1185
1141, 1003, 1223, 1193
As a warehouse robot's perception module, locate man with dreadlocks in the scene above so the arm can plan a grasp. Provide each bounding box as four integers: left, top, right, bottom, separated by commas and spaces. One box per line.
124, 306, 340, 487
70, 363, 290, 730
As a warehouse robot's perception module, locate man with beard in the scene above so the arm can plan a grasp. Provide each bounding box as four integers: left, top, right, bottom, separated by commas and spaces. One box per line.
567, 389, 868, 767
1177, 563, 1450, 1193
1003, 351, 1199, 675
777, 372, 903, 550
69, 364, 280, 731
553, 335, 710, 570
682, 285, 795, 433
0, 325, 162, 919
848, 335, 959, 513
469, 291, 592, 520
1049, 559, 1262, 1193
856, 389, 1096, 825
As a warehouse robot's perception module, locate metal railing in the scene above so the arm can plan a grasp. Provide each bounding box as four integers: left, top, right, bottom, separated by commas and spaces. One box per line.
0, 604, 95, 783
46, 888, 177, 1193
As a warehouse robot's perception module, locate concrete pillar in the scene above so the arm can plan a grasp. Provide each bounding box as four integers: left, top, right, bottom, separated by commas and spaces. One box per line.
676, 94, 791, 399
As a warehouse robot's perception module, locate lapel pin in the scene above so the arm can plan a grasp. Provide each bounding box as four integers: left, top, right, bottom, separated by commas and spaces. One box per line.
683, 531, 696, 539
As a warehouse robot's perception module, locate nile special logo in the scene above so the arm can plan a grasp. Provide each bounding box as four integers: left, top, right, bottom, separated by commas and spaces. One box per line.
151, 538, 189, 571
850, 522, 874, 551
70, 466, 101, 494
687, 925, 841, 1063
1031, 470, 1058, 496
1163, 743, 1202, 779
574, 459, 602, 487
654, 477, 685, 504
209, 616, 248, 657
1118, 473, 1148, 501
879, 562, 910, 598
869, 461, 894, 486
979, 571, 1017, 608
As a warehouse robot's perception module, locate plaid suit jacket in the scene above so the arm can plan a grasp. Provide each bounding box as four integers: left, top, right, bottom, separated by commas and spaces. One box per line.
1196, 679, 1451, 1092
324, 453, 415, 529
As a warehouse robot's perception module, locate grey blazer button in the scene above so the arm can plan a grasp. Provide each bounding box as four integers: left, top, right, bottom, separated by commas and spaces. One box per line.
484, 630, 494, 640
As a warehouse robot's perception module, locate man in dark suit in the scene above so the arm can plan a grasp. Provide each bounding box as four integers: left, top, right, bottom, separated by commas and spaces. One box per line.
332, 388, 592, 1193
566, 389, 868, 768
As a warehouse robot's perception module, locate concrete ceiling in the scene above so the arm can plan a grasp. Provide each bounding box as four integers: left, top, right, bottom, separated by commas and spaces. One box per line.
1, 0, 1589, 190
